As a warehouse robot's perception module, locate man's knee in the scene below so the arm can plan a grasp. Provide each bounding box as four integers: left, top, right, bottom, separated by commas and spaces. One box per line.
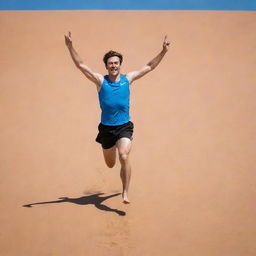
119, 152, 129, 162
103, 146, 116, 168
106, 160, 116, 168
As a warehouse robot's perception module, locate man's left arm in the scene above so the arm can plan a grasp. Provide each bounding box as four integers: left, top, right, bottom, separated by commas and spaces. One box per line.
126, 36, 170, 84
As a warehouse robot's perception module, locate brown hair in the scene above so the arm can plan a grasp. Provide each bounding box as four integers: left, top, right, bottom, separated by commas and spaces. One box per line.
103, 50, 123, 65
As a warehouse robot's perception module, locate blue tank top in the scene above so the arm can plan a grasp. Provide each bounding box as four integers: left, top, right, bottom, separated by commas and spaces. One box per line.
98, 74, 130, 126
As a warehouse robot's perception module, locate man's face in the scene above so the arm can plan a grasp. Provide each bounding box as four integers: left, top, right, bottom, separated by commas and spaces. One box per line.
106, 56, 121, 76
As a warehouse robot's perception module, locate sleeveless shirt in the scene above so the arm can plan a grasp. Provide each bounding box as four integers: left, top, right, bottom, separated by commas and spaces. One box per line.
98, 74, 130, 126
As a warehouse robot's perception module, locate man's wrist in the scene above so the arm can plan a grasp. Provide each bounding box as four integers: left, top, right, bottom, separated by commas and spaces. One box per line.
67, 43, 73, 50
161, 49, 168, 56
162, 48, 168, 54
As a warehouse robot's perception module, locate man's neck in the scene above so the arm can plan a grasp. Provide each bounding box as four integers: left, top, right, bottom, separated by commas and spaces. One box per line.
108, 74, 120, 83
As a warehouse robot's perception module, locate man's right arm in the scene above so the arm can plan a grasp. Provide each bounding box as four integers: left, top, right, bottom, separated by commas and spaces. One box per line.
126, 36, 170, 85
64, 32, 103, 89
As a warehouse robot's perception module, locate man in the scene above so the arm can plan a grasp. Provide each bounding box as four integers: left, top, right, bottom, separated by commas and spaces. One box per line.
64, 32, 170, 203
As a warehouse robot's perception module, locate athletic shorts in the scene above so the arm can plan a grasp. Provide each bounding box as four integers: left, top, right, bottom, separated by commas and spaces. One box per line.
96, 121, 134, 149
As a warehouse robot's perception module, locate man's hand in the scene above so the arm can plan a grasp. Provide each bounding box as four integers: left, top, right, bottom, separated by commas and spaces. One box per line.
126, 35, 170, 84
163, 35, 170, 52
65, 31, 72, 49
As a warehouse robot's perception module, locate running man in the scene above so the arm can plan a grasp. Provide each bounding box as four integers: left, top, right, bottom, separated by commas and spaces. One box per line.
64, 32, 170, 203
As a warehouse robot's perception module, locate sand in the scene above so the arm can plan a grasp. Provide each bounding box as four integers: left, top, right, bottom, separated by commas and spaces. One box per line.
0, 10, 256, 256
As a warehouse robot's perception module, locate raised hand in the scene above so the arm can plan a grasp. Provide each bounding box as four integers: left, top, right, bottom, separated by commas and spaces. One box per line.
64, 31, 72, 48
163, 35, 170, 52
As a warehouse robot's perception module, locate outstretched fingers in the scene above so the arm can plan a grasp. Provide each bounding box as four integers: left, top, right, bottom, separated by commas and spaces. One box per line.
163, 35, 170, 51
64, 31, 72, 47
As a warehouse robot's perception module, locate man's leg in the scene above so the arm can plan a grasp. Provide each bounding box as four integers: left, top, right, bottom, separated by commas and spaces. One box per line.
116, 137, 132, 203
102, 146, 117, 168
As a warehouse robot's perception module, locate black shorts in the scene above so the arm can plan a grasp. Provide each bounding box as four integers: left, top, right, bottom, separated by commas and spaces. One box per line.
96, 121, 134, 149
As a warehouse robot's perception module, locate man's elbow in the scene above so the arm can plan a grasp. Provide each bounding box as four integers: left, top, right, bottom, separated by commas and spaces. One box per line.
76, 61, 83, 69
146, 60, 158, 71
145, 64, 153, 72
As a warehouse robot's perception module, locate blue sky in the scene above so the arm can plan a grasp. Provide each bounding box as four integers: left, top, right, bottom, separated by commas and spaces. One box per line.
0, 0, 256, 11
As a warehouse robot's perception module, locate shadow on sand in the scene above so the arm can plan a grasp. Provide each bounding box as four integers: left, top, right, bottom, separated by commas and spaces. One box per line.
23, 193, 126, 216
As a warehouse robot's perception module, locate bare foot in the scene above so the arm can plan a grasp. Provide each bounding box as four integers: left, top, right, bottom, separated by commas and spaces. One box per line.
122, 192, 130, 204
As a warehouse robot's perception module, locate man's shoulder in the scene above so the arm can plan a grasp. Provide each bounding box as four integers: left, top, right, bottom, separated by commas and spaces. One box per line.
120, 74, 130, 84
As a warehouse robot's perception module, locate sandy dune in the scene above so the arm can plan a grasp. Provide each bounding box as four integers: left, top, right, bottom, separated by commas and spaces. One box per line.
0, 10, 256, 256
